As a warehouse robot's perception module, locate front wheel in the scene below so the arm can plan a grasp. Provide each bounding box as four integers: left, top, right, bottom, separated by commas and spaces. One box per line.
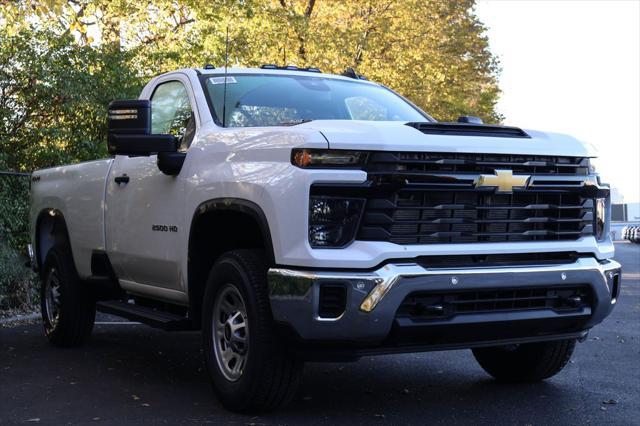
472, 339, 576, 382
202, 250, 302, 413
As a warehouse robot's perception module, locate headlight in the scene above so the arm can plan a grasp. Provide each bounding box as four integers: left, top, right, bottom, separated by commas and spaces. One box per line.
595, 198, 607, 240
292, 149, 367, 168
309, 196, 365, 248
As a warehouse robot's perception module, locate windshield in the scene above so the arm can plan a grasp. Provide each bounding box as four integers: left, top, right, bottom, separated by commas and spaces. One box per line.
201, 74, 428, 127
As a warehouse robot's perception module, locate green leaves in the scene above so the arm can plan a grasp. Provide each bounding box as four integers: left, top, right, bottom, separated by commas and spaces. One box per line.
0, 29, 143, 171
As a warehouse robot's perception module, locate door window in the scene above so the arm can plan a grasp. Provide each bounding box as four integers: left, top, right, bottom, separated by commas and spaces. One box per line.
151, 80, 196, 151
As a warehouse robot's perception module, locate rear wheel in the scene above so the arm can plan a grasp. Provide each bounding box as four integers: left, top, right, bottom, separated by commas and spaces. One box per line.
41, 247, 95, 347
202, 250, 302, 413
472, 339, 576, 382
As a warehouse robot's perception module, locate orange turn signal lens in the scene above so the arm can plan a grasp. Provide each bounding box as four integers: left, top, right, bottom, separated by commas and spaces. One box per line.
291, 149, 366, 169
293, 149, 313, 167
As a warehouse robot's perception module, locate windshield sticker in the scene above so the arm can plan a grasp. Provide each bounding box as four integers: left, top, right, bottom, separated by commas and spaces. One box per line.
209, 76, 237, 85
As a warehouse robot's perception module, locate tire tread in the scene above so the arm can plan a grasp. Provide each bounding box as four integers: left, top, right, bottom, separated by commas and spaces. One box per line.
41, 246, 95, 347
202, 249, 301, 412
472, 339, 576, 382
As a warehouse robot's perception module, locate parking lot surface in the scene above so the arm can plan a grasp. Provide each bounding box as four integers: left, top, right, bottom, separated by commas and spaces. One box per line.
1, 243, 639, 425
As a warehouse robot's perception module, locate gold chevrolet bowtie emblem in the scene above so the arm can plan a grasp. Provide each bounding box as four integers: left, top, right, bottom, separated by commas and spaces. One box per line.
474, 169, 530, 193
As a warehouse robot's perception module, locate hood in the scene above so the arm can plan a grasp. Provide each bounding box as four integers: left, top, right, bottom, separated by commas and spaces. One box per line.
297, 120, 595, 157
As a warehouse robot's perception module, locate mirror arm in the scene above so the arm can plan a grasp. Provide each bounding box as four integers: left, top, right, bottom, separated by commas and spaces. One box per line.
157, 152, 187, 176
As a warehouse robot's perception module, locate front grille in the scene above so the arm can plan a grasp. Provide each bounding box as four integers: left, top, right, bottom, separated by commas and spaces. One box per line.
397, 286, 592, 321
354, 151, 595, 245
359, 191, 594, 244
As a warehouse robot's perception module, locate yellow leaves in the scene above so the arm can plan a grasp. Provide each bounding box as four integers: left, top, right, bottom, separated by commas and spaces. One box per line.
68, 21, 87, 34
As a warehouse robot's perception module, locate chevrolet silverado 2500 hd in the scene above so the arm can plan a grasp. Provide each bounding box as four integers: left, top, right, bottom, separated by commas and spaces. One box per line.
29, 65, 621, 412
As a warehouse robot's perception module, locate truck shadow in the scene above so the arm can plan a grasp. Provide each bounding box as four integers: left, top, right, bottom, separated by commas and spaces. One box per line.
80, 324, 580, 423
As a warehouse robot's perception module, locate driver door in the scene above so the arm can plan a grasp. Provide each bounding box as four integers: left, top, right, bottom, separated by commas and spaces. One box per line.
105, 78, 197, 297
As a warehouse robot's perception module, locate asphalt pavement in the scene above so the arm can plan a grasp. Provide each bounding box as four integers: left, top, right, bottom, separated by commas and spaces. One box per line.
1, 243, 639, 425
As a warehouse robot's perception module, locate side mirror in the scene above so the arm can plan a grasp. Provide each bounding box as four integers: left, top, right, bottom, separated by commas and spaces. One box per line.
107, 100, 177, 156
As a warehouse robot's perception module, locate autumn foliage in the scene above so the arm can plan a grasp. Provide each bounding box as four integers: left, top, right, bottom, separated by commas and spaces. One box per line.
1, 0, 501, 173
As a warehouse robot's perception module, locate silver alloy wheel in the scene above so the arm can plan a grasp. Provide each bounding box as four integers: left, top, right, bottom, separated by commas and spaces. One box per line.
212, 284, 249, 382
44, 268, 61, 328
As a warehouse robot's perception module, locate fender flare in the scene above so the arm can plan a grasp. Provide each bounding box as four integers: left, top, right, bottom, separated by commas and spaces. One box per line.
188, 198, 275, 265
186, 198, 276, 324
34, 208, 72, 274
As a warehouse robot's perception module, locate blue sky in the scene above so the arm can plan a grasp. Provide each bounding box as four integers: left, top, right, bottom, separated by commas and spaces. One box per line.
476, 0, 640, 203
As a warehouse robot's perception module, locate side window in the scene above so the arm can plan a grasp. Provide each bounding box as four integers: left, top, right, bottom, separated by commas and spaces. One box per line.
151, 81, 196, 151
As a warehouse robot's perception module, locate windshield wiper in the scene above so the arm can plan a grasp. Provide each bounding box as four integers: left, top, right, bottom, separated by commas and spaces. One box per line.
277, 119, 313, 126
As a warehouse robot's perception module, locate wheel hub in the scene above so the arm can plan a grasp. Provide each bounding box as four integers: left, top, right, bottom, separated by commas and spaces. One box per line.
212, 284, 249, 382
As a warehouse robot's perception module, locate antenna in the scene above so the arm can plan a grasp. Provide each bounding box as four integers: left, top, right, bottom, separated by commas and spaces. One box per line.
222, 26, 230, 127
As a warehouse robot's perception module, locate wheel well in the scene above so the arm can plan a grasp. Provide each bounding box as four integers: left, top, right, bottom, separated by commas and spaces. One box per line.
35, 209, 72, 277
188, 199, 274, 326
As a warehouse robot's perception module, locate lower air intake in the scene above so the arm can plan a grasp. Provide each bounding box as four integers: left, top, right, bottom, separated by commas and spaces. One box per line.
318, 283, 347, 319
397, 286, 592, 320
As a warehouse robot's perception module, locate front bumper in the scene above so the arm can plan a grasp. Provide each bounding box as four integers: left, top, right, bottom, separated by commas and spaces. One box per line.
268, 257, 621, 345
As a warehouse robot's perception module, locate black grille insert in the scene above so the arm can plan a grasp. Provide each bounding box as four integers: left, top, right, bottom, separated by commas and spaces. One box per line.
359, 191, 594, 244
416, 252, 582, 269
397, 286, 592, 321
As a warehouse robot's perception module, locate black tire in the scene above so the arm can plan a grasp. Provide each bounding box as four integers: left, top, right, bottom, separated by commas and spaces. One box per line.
472, 339, 576, 382
40, 246, 96, 347
202, 250, 302, 413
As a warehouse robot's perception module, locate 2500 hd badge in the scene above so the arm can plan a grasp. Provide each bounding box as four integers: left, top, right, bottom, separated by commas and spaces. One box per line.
152, 224, 178, 233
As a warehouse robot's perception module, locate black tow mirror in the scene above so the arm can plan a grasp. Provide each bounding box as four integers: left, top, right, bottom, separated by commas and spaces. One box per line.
107, 100, 177, 156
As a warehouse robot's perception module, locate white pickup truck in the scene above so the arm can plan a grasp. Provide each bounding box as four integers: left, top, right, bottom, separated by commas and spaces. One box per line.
29, 65, 621, 412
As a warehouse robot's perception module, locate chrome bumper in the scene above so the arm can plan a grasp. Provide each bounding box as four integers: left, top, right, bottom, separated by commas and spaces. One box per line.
268, 258, 622, 343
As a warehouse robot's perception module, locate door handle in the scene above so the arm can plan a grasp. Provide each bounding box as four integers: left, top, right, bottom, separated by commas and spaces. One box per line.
114, 174, 130, 185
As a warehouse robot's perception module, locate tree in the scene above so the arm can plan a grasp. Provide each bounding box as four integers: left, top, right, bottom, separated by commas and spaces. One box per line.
2, 0, 501, 122
0, 29, 143, 171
